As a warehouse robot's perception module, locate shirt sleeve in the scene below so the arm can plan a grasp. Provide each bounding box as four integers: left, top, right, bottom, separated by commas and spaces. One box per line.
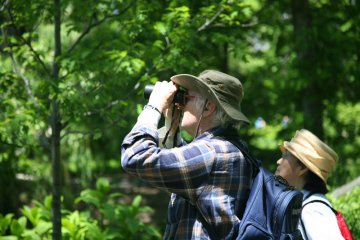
121, 110, 215, 203
301, 202, 345, 240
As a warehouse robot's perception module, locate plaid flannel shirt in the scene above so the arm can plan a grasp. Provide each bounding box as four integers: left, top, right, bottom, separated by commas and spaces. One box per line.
121, 109, 254, 239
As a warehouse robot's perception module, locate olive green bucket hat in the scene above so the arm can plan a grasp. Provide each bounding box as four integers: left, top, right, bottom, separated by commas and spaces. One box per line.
170, 70, 250, 125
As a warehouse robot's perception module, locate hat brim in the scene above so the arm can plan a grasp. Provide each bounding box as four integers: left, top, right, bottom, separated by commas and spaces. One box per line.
281, 141, 327, 183
171, 74, 250, 124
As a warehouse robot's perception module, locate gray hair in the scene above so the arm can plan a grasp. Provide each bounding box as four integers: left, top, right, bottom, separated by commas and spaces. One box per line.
194, 95, 241, 130
213, 107, 241, 130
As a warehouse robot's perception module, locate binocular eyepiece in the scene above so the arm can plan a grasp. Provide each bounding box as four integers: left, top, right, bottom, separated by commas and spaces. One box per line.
144, 84, 187, 106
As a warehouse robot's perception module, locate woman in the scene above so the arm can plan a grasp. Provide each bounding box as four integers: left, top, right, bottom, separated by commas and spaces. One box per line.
275, 129, 344, 240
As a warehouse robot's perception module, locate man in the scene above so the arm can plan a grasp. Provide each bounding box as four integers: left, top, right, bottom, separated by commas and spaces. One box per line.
121, 70, 255, 239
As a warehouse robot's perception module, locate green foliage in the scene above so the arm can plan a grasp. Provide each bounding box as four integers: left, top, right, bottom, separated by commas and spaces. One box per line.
329, 187, 360, 239
0, 178, 161, 239
1, 0, 359, 233
324, 101, 360, 187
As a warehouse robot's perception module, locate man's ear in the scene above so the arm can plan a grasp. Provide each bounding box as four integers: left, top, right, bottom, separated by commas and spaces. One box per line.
203, 102, 216, 117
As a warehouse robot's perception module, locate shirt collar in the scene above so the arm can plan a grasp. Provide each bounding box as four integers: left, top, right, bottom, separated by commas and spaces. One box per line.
195, 127, 238, 140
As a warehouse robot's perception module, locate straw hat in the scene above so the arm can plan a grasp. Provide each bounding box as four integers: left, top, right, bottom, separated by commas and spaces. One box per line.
170, 70, 250, 125
280, 129, 338, 183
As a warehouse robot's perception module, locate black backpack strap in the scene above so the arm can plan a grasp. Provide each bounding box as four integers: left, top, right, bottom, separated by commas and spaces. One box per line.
300, 218, 309, 240
303, 199, 337, 215
303, 192, 337, 214
197, 212, 218, 239
228, 138, 259, 170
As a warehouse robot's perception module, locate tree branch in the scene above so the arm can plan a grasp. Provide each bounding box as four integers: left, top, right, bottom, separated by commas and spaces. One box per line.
67, 0, 136, 54
0, 0, 11, 11
197, 1, 273, 32
197, 7, 224, 32
1, 25, 41, 109
332, 176, 360, 198
61, 129, 98, 139
84, 51, 165, 116
11, 54, 41, 109
6, 8, 51, 76
84, 75, 143, 116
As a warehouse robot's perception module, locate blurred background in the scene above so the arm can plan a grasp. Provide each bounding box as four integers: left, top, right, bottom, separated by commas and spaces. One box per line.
1, 0, 359, 239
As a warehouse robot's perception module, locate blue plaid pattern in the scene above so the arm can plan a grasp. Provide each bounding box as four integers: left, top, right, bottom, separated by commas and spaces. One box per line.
121, 123, 254, 239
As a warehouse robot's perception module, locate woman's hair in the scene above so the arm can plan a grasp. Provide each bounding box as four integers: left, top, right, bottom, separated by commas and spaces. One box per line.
303, 170, 328, 194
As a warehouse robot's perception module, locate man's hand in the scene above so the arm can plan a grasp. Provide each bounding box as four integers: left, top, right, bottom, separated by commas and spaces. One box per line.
148, 81, 178, 113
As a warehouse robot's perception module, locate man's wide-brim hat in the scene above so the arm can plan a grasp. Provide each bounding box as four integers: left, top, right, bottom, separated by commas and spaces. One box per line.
279, 129, 338, 183
170, 70, 250, 124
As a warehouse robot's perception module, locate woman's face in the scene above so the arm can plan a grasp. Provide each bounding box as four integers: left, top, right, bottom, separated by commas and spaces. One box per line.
275, 150, 304, 187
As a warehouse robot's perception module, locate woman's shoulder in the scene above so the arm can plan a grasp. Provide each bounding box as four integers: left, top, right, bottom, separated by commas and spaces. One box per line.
303, 192, 330, 205
302, 193, 335, 216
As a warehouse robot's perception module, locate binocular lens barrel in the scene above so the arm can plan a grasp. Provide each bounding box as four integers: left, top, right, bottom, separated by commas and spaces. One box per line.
143, 84, 186, 106
144, 85, 154, 99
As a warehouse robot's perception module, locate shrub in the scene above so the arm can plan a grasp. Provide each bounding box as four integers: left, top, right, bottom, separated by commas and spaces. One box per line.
329, 186, 360, 239
0, 178, 161, 239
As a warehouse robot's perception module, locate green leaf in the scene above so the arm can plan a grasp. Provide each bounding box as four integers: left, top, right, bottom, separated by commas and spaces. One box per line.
96, 178, 110, 194
34, 220, 51, 235
0, 214, 14, 234
154, 22, 167, 35
127, 217, 140, 234
84, 222, 105, 239
18, 217, 27, 230
131, 58, 145, 72
20, 206, 38, 226
153, 40, 165, 50
10, 219, 24, 237
108, 192, 123, 199
22, 229, 41, 240
0, 236, 18, 240
75, 189, 102, 207
340, 20, 352, 32
43, 195, 52, 210
132, 195, 142, 208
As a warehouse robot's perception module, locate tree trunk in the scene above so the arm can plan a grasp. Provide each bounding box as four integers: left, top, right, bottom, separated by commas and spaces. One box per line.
0, 161, 17, 213
51, 0, 62, 239
219, 43, 229, 73
302, 86, 324, 138
292, 0, 324, 138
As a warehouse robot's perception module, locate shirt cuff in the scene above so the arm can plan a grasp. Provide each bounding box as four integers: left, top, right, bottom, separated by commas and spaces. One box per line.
136, 107, 162, 127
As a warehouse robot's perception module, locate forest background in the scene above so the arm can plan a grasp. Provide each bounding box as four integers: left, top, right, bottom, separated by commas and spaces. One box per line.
0, 0, 359, 239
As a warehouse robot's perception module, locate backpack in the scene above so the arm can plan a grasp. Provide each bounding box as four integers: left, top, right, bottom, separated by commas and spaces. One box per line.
301, 198, 353, 240
230, 139, 303, 240
210, 136, 304, 239
235, 167, 303, 239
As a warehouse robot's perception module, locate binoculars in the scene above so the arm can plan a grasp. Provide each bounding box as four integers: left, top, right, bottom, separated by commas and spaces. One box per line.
144, 85, 187, 106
